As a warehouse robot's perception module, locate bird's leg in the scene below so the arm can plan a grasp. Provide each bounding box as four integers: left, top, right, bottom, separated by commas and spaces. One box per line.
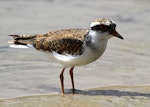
60, 68, 65, 94
69, 66, 75, 94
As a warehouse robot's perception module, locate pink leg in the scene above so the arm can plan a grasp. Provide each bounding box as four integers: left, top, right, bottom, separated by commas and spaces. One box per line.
69, 66, 75, 94
60, 68, 65, 93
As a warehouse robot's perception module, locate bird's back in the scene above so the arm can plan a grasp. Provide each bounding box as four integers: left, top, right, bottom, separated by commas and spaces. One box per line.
8, 29, 89, 55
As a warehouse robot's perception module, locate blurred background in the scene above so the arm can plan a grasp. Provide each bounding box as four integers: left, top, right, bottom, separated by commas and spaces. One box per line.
0, 0, 150, 99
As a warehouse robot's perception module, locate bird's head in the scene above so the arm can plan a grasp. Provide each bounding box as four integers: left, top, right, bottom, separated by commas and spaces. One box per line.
90, 18, 124, 40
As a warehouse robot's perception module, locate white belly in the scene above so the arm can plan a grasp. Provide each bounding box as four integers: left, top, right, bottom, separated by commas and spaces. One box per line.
49, 46, 106, 68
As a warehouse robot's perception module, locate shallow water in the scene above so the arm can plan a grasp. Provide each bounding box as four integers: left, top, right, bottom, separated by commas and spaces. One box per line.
0, 0, 150, 99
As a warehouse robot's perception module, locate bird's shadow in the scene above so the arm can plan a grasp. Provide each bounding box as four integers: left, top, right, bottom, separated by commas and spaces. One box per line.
66, 89, 150, 97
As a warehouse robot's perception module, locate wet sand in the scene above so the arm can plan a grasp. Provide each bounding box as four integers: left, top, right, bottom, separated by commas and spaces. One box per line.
0, 86, 150, 107
0, 0, 150, 106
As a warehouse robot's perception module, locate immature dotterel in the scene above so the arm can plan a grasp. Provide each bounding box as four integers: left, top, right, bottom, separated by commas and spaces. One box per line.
8, 18, 124, 94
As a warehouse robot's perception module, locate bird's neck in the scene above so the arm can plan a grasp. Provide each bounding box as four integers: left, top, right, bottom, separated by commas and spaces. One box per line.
86, 30, 108, 53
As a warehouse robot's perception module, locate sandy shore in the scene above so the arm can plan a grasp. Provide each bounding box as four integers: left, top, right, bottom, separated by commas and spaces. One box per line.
0, 0, 150, 106
0, 86, 150, 107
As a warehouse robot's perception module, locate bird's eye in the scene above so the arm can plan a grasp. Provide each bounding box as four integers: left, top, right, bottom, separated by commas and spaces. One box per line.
100, 25, 109, 31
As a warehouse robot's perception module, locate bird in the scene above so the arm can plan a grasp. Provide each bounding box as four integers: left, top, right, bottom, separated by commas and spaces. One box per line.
8, 18, 124, 94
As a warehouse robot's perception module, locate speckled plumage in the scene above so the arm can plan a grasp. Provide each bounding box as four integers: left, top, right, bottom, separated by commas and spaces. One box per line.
9, 29, 89, 55
35, 29, 89, 55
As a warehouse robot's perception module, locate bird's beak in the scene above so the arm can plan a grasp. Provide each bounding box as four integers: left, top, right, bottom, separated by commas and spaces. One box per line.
111, 31, 124, 40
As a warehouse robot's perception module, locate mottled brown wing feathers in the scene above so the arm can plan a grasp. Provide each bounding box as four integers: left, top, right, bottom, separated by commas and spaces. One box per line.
35, 29, 89, 55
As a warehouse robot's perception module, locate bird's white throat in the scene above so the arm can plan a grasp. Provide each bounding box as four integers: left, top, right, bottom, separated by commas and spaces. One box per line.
87, 30, 108, 52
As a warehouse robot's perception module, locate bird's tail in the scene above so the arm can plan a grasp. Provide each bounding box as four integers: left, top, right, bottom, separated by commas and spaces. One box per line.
8, 34, 36, 48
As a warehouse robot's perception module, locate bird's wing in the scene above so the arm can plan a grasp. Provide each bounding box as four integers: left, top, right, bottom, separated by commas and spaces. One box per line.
35, 29, 89, 55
